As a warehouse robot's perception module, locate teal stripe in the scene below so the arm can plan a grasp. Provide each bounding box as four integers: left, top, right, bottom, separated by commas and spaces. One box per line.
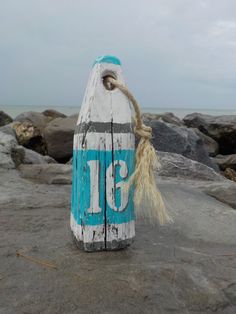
93, 55, 121, 67
71, 149, 135, 226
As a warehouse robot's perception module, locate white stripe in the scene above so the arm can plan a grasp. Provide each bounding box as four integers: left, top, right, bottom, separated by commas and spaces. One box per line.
77, 62, 132, 125
106, 221, 135, 242
73, 132, 135, 151
70, 214, 135, 243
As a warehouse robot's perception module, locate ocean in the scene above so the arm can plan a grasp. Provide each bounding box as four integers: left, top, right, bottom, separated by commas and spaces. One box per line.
1, 105, 236, 119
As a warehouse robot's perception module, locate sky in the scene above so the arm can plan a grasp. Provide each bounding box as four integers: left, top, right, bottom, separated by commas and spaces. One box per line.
0, 0, 236, 109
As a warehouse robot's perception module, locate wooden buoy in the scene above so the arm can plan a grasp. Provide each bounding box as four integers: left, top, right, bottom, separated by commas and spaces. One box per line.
70, 55, 135, 251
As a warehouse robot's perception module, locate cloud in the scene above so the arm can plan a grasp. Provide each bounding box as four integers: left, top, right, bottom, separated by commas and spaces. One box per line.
0, 0, 236, 108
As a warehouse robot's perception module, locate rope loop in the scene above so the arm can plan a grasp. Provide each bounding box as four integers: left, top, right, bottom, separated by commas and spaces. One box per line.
106, 76, 172, 225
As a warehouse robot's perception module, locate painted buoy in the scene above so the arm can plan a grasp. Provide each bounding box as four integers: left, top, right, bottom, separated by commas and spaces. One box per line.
70, 55, 135, 251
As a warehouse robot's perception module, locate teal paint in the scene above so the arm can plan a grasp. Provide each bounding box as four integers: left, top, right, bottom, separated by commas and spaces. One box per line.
71, 149, 135, 226
93, 55, 121, 67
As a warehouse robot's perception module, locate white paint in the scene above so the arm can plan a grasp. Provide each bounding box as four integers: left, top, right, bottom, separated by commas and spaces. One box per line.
77, 62, 133, 125
87, 160, 102, 214
87, 159, 130, 213
70, 214, 135, 244
106, 160, 129, 212
73, 132, 135, 151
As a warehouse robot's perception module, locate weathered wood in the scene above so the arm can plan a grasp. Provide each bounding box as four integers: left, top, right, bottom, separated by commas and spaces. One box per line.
70, 56, 135, 251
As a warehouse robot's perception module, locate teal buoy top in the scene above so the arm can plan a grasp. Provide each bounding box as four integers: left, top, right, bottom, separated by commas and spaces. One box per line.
93, 55, 121, 66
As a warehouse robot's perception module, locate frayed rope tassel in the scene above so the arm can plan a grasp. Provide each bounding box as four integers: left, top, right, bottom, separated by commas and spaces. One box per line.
106, 76, 173, 225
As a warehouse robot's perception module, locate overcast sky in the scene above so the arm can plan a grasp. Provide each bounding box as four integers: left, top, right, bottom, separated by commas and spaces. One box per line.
0, 0, 236, 109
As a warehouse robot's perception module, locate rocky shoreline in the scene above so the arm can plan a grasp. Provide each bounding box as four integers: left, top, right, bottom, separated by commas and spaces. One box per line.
1, 109, 236, 313
1, 109, 236, 184
1, 108, 236, 212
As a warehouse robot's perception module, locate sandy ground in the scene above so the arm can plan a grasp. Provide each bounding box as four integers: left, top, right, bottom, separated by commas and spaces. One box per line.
1, 169, 236, 314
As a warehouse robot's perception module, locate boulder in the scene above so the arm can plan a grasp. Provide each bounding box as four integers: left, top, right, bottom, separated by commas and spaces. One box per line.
13, 110, 70, 156
42, 109, 67, 120
11, 146, 57, 166
201, 182, 236, 209
192, 128, 219, 157
142, 112, 183, 126
224, 168, 236, 182
157, 151, 224, 181
14, 111, 50, 131
0, 131, 17, 169
144, 120, 219, 171
43, 114, 77, 162
213, 154, 236, 170
0, 111, 13, 127
19, 164, 72, 184
13, 111, 54, 155
13, 121, 47, 155
183, 113, 236, 154
0, 123, 16, 137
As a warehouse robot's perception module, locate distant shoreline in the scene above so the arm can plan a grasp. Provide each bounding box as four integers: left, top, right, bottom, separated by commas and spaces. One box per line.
1, 104, 236, 119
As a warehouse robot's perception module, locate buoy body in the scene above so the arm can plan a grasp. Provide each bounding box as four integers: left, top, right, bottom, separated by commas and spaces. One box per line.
70, 56, 135, 251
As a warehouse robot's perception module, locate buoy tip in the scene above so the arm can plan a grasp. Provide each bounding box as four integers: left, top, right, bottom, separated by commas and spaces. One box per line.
93, 55, 121, 66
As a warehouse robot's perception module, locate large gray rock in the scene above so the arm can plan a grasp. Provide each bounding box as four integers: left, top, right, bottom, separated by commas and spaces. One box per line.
14, 111, 50, 131
19, 164, 72, 184
201, 181, 236, 209
13, 111, 57, 155
142, 112, 184, 126
183, 113, 236, 154
1, 168, 236, 313
192, 128, 219, 157
157, 151, 224, 181
12, 146, 56, 166
13, 121, 47, 155
0, 123, 16, 137
42, 109, 67, 120
145, 120, 219, 171
213, 154, 236, 170
0, 131, 17, 169
0, 110, 13, 127
43, 114, 77, 162
0, 127, 56, 167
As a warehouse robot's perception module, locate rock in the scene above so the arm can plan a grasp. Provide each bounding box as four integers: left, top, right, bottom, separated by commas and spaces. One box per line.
201, 181, 236, 209
224, 168, 236, 182
183, 113, 236, 154
142, 112, 184, 126
19, 164, 72, 184
13, 121, 47, 155
157, 151, 224, 181
14, 111, 50, 131
43, 114, 77, 162
0, 123, 16, 137
223, 283, 236, 306
67, 157, 73, 165
0, 131, 17, 169
42, 109, 67, 120
13, 111, 53, 154
192, 128, 219, 157
213, 154, 236, 170
144, 120, 219, 171
22, 148, 56, 165
0, 110, 13, 127
1, 168, 236, 313
10, 145, 25, 167
43, 155, 57, 164
12, 146, 57, 166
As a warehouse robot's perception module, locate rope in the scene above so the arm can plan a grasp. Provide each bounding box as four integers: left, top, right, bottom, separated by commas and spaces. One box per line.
106, 76, 172, 225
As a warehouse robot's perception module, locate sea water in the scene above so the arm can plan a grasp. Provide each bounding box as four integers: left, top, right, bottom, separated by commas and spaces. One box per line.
1, 104, 236, 119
